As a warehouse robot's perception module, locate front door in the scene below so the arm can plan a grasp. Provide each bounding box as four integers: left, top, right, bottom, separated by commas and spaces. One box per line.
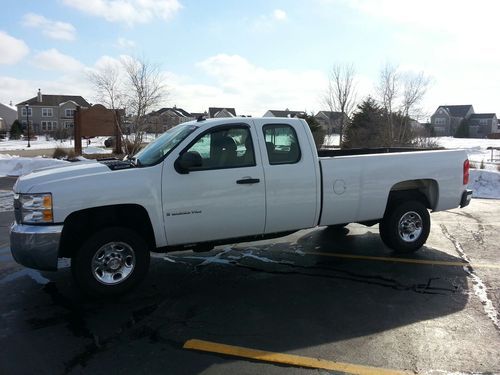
162, 122, 266, 245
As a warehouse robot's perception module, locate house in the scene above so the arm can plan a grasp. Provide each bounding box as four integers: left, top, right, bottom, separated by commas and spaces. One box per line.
208, 107, 236, 118
430, 104, 499, 137
16, 89, 91, 134
146, 106, 195, 132
263, 109, 306, 118
430, 105, 474, 136
0, 101, 17, 132
314, 111, 347, 134
467, 113, 499, 138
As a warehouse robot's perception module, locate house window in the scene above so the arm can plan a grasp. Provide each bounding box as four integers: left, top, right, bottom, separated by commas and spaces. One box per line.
479, 119, 488, 125
434, 117, 446, 125
65, 109, 75, 117
64, 121, 74, 129
41, 121, 57, 131
21, 108, 32, 117
42, 108, 53, 117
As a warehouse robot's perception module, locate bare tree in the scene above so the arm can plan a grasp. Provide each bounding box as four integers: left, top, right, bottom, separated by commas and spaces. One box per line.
88, 63, 123, 110
122, 56, 166, 154
377, 63, 399, 146
88, 56, 167, 155
324, 63, 357, 147
397, 71, 431, 144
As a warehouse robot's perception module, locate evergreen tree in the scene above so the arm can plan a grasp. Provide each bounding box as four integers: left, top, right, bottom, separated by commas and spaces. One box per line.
9, 120, 23, 140
343, 97, 385, 148
454, 120, 469, 138
298, 113, 326, 149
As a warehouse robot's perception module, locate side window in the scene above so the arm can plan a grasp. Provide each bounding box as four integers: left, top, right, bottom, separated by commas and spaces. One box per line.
186, 126, 255, 170
263, 124, 301, 164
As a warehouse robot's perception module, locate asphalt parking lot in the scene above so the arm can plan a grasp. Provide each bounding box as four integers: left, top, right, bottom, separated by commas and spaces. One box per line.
0, 177, 499, 375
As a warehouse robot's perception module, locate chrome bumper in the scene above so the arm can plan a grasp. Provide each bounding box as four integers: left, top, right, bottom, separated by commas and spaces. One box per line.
460, 189, 473, 208
10, 223, 63, 271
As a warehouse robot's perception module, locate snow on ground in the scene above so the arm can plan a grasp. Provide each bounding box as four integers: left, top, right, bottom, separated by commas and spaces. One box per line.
436, 137, 500, 170
468, 169, 500, 199
0, 137, 109, 151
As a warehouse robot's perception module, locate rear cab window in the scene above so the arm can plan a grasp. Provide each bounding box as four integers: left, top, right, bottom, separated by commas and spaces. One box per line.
262, 124, 301, 164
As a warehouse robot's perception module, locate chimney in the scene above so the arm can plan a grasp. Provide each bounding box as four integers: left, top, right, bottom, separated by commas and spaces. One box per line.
37, 89, 42, 102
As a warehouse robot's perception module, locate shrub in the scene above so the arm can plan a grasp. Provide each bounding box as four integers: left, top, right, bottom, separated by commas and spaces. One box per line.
53, 147, 68, 159
469, 162, 477, 169
497, 164, 500, 172
480, 160, 485, 169
9, 120, 23, 140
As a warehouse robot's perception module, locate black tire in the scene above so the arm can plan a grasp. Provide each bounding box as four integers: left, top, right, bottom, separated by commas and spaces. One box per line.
379, 200, 430, 253
71, 227, 150, 296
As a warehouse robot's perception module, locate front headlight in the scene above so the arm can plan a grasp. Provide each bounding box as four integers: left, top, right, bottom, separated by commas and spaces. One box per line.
14, 193, 54, 224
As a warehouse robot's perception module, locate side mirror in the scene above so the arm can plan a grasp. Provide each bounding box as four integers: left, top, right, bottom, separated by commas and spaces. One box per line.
175, 151, 202, 174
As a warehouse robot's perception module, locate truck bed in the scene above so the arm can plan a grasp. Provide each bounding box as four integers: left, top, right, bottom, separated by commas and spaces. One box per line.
318, 149, 467, 226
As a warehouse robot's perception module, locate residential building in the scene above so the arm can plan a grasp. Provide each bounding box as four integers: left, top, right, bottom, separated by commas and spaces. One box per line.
314, 111, 347, 134
263, 109, 306, 118
208, 107, 236, 118
0, 101, 17, 132
146, 106, 195, 132
430, 104, 500, 137
430, 105, 474, 136
467, 113, 499, 138
16, 89, 91, 134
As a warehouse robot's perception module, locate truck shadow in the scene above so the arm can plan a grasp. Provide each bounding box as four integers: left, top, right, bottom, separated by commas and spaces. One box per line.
7, 226, 470, 374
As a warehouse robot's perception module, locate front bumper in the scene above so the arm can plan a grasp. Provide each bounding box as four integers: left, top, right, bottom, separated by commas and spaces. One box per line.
10, 223, 63, 271
460, 189, 473, 208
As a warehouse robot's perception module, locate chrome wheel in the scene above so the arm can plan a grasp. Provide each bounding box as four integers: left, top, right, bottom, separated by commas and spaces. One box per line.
91, 242, 135, 285
398, 211, 423, 242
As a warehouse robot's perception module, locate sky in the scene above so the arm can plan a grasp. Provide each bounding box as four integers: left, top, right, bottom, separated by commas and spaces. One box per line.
1, 0, 499, 119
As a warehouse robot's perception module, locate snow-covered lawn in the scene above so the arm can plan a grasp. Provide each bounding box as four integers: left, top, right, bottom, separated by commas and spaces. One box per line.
0, 154, 69, 177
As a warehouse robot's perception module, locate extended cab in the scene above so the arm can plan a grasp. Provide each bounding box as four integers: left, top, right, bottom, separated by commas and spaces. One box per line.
10, 117, 472, 295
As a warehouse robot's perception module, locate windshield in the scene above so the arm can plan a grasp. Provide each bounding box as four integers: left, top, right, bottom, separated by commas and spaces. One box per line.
134, 124, 198, 166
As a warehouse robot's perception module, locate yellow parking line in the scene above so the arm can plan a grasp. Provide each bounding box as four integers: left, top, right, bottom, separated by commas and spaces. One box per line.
304, 251, 500, 269
184, 339, 408, 375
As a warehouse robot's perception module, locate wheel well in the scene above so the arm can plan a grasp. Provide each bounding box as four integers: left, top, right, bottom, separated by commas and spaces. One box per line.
59, 204, 156, 258
386, 179, 439, 212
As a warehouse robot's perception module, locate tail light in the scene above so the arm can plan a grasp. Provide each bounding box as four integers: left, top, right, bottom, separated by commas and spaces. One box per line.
463, 159, 469, 185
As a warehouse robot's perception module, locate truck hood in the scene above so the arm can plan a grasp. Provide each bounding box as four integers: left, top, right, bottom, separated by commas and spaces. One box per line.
13, 161, 110, 193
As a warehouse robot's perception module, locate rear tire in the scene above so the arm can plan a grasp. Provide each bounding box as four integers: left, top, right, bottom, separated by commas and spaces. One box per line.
71, 227, 150, 297
379, 200, 430, 253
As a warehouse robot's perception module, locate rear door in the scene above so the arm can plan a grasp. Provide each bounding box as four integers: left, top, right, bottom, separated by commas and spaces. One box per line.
162, 121, 266, 245
253, 118, 320, 234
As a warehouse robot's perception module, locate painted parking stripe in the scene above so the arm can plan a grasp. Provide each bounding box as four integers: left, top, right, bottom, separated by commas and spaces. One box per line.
184, 339, 408, 375
304, 251, 500, 269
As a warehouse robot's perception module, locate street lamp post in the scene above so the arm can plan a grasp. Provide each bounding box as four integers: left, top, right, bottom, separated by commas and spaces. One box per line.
25, 103, 31, 148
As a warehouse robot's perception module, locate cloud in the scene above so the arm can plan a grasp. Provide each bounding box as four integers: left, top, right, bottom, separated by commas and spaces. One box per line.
22, 13, 76, 41
252, 8, 288, 31
116, 37, 136, 49
0, 31, 29, 64
32, 49, 85, 72
170, 54, 326, 115
61, 0, 182, 25
273, 9, 287, 21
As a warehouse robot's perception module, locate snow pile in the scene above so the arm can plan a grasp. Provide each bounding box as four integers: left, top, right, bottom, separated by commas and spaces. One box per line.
468, 169, 500, 199
0, 155, 68, 177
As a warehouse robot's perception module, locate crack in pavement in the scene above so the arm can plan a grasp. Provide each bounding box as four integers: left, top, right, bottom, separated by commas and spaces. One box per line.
440, 224, 500, 332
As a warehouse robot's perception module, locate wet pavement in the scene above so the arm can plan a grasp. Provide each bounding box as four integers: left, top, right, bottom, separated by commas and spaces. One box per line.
0, 176, 499, 374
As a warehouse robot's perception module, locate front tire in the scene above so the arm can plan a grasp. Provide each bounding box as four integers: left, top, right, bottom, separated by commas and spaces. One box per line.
71, 227, 150, 296
379, 200, 430, 253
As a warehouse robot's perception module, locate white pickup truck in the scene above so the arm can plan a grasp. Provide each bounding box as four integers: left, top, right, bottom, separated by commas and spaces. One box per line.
10, 117, 472, 295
